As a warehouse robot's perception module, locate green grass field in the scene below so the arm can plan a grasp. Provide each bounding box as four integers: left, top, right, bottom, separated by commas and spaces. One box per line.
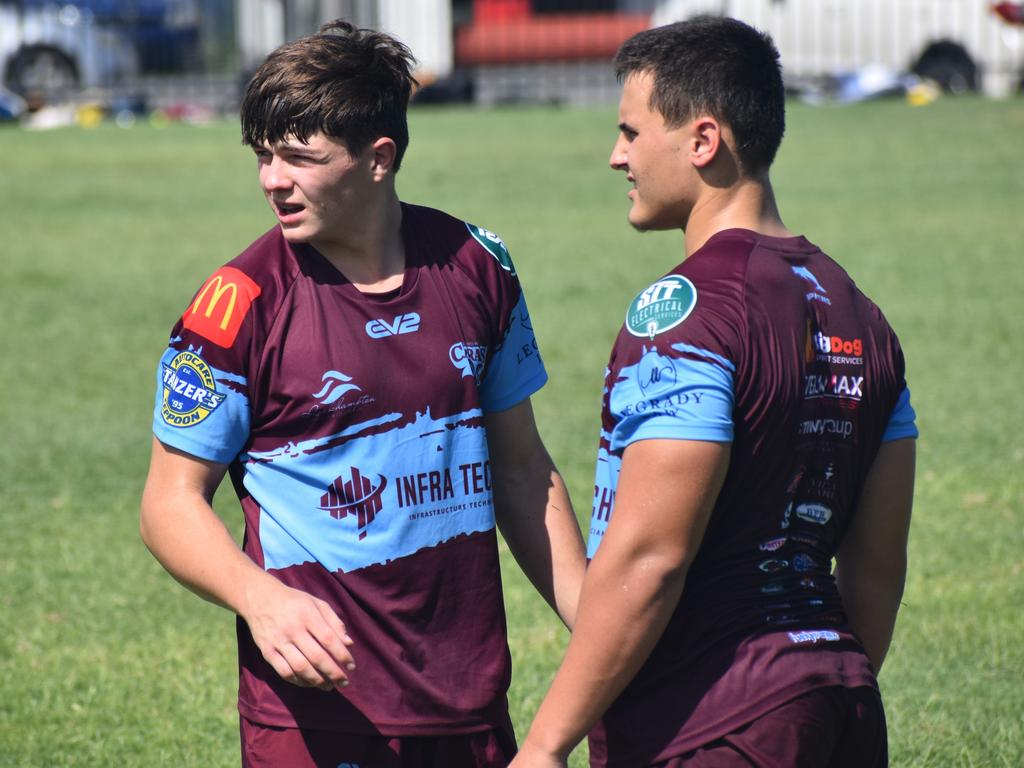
1, 95, 1022, 766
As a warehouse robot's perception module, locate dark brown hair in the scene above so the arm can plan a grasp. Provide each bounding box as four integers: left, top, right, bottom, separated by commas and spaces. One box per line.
241, 20, 418, 171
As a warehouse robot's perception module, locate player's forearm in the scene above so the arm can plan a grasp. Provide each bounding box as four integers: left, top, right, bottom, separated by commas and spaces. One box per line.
494, 462, 586, 629
835, 558, 907, 672
519, 540, 688, 760
139, 486, 274, 616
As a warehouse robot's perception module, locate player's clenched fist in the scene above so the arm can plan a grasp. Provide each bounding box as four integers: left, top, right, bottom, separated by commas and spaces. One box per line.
241, 579, 355, 691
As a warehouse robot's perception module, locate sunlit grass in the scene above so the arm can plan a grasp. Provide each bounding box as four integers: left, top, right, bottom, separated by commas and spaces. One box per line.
0, 94, 1021, 766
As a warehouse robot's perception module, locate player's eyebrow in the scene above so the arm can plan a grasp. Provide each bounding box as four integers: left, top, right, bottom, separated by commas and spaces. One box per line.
618, 122, 637, 134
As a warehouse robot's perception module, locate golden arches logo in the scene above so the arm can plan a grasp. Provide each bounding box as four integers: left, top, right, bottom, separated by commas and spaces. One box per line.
191, 275, 239, 331
181, 266, 261, 348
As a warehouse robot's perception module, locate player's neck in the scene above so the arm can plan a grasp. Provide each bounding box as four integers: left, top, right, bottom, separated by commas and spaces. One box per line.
314, 191, 406, 292
682, 176, 793, 258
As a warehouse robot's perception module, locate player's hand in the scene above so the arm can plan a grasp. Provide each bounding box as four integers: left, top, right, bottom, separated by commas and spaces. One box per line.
507, 741, 569, 768
240, 578, 356, 691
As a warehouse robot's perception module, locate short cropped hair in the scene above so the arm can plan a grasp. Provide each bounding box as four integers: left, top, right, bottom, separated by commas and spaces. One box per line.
241, 20, 418, 171
614, 16, 785, 174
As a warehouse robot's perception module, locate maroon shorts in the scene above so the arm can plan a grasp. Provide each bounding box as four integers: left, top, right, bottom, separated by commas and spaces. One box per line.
240, 717, 517, 768
655, 686, 887, 768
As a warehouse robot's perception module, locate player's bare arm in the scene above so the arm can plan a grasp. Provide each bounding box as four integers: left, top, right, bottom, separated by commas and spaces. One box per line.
510, 438, 730, 767
140, 438, 355, 691
835, 437, 916, 671
485, 398, 586, 629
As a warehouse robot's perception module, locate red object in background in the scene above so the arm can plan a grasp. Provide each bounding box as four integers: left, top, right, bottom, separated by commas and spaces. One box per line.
475, 0, 531, 22
993, 2, 1024, 24
456, 12, 651, 65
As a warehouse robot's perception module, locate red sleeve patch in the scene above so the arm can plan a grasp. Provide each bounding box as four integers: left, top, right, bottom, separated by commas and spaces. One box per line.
181, 266, 262, 348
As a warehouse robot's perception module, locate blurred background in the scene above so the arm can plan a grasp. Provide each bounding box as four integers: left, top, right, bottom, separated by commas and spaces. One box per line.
2, 0, 1024, 126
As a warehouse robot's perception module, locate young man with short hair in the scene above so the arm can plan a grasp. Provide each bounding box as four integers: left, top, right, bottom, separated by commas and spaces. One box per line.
140, 20, 586, 767
511, 16, 917, 768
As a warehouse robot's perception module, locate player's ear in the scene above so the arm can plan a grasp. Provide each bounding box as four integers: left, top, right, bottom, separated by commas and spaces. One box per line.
370, 137, 398, 179
689, 116, 722, 169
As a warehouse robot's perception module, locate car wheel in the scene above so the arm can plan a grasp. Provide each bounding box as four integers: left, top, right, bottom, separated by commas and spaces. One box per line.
6, 46, 79, 101
911, 40, 978, 94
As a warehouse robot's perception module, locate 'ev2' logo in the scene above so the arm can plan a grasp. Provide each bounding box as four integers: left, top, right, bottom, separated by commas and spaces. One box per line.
365, 312, 421, 339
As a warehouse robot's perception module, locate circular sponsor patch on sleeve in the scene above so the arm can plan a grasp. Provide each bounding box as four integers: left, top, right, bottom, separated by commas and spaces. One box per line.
161, 350, 227, 428
625, 274, 697, 339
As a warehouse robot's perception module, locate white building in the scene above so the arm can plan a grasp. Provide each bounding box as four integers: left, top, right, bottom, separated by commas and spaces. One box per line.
235, 0, 453, 80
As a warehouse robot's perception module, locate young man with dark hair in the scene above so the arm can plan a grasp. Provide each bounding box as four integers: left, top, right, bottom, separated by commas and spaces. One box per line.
140, 20, 585, 767
511, 16, 917, 768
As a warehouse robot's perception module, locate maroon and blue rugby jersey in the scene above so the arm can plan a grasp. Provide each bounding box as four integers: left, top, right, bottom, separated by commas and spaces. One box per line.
586, 229, 917, 767
152, 203, 547, 735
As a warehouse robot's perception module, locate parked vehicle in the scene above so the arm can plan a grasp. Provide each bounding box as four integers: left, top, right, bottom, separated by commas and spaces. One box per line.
1, 0, 201, 102
652, 0, 1024, 97
26, 0, 203, 72
0, 1, 138, 100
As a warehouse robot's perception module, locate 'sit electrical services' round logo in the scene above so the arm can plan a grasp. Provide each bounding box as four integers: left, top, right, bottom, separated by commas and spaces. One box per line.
161, 350, 226, 428
626, 274, 697, 339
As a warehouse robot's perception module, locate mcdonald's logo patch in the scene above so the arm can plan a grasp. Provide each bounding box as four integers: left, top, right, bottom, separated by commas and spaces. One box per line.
182, 267, 261, 347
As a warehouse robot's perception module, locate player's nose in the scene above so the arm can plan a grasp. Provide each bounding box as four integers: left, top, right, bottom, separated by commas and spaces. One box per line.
261, 155, 292, 191
609, 136, 628, 171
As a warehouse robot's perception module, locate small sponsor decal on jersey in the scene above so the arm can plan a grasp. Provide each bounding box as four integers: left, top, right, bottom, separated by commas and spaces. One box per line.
161, 350, 227, 428
449, 342, 487, 383
637, 348, 676, 396
759, 537, 787, 552
759, 558, 789, 573
182, 266, 261, 348
803, 373, 864, 401
466, 223, 516, 275
320, 467, 388, 540
812, 332, 863, 359
787, 629, 840, 645
313, 371, 361, 405
792, 552, 817, 572
365, 312, 421, 339
791, 266, 831, 305
626, 274, 697, 339
798, 418, 854, 439
795, 503, 833, 525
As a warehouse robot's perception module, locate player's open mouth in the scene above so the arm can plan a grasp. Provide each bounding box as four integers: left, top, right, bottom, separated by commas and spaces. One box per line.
274, 201, 305, 222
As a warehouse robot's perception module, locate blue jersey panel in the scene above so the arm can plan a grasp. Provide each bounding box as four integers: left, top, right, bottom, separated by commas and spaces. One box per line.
243, 407, 495, 573
882, 387, 919, 441
609, 347, 734, 453
588, 439, 621, 559
152, 344, 250, 463
480, 292, 548, 412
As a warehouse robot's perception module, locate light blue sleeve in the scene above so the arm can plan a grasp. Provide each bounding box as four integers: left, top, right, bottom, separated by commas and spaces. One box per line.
609, 345, 734, 453
479, 292, 548, 412
882, 386, 918, 441
152, 345, 251, 464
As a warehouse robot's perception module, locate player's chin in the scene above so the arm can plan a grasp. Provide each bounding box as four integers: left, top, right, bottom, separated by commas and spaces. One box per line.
278, 225, 311, 243
628, 204, 682, 233
627, 211, 664, 233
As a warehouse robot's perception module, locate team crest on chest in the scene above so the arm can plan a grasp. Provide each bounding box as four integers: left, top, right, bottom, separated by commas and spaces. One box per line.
626, 274, 697, 339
